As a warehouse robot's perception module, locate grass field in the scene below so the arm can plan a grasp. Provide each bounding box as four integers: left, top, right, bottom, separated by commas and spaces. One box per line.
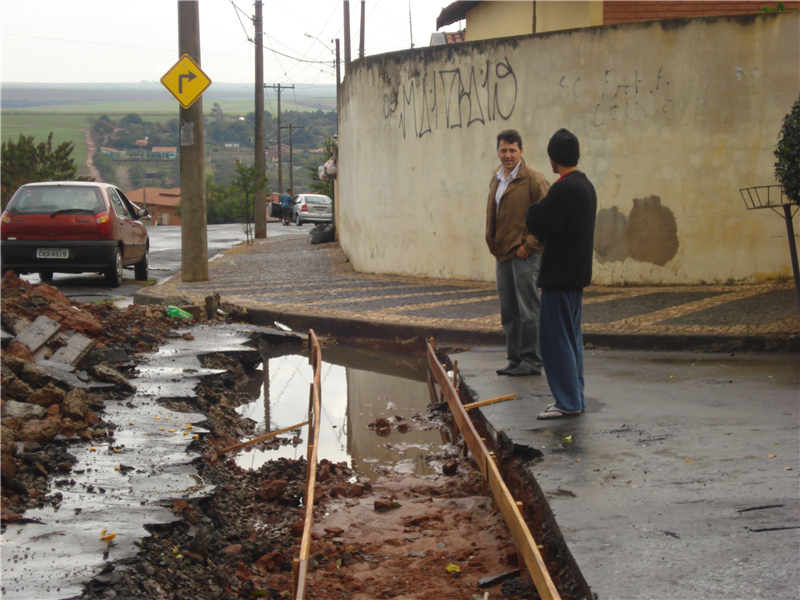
1, 114, 91, 176
6, 97, 335, 115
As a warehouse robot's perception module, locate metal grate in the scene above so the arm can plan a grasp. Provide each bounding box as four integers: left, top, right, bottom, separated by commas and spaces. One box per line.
740, 185, 798, 218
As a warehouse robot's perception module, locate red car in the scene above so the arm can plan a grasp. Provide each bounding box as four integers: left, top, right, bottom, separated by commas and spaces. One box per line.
1, 182, 150, 287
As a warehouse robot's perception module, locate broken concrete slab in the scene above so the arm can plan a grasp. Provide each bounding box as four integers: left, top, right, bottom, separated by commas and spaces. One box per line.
21, 362, 91, 392
14, 315, 61, 355
50, 333, 95, 367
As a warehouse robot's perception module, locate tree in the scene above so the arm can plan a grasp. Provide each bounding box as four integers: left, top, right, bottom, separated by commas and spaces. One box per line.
1, 132, 92, 207
210, 102, 225, 122
303, 137, 334, 197
775, 92, 800, 205
229, 161, 268, 243
121, 113, 144, 125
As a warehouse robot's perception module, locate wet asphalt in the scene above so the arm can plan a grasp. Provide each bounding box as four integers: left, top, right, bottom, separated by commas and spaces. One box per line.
134, 233, 800, 599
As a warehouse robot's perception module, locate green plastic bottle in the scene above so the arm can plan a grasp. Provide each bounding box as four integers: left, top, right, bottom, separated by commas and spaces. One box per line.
166, 305, 194, 321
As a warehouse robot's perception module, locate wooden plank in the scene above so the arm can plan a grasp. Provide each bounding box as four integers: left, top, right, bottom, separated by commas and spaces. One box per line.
463, 394, 518, 411
50, 333, 95, 367
295, 330, 323, 600
426, 342, 561, 600
216, 421, 308, 457
15, 316, 61, 354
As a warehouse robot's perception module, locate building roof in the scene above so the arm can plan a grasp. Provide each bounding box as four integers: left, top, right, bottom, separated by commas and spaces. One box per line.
436, 1, 483, 30
151, 146, 177, 153
430, 30, 466, 45
126, 187, 181, 208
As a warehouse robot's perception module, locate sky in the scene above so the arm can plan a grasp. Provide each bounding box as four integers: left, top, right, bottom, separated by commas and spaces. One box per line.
0, 0, 452, 86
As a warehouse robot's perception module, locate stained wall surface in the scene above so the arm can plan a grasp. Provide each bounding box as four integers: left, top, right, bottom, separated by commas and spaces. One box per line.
338, 13, 799, 284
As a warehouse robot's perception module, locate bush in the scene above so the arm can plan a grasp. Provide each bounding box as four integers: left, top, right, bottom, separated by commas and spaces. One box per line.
775, 93, 800, 205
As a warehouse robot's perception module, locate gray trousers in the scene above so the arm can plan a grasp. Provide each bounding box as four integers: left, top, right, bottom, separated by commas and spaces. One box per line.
496, 254, 543, 371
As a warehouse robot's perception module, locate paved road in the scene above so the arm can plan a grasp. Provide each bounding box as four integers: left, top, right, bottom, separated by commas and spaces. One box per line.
459, 347, 799, 600
21, 222, 309, 306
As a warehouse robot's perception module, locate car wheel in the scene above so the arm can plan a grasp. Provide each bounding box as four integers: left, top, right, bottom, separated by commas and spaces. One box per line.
295, 213, 302, 226
39, 271, 53, 282
134, 246, 149, 281
105, 247, 123, 288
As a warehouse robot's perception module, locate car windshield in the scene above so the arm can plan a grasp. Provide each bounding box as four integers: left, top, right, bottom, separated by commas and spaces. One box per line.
7, 186, 103, 215
305, 195, 331, 205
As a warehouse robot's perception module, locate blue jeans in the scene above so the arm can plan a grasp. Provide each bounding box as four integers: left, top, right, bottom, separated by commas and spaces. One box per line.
495, 254, 542, 371
540, 289, 585, 411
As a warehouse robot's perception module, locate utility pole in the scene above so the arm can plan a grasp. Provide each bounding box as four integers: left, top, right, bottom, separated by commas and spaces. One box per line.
253, 0, 266, 238
177, 0, 208, 282
335, 39, 341, 95
280, 124, 304, 193
343, 1, 351, 70
359, 0, 365, 59
266, 83, 294, 196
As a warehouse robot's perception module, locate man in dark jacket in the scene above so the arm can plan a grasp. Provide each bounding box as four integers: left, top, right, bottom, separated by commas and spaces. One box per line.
280, 189, 293, 226
525, 129, 597, 419
486, 130, 551, 376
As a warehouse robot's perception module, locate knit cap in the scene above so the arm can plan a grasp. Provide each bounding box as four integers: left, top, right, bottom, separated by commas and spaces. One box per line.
547, 128, 580, 167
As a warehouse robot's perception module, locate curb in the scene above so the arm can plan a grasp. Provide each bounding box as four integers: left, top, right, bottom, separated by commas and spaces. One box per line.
134, 287, 799, 354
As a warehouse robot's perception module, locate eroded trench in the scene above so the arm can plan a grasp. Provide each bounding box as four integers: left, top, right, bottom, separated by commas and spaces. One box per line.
1, 323, 590, 600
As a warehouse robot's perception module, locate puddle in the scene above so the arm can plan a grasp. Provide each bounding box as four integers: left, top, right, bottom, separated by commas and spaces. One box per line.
234, 345, 446, 479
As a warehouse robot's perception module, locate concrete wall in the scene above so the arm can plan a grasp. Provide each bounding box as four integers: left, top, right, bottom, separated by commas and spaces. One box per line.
338, 13, 799, 284
462, 1, 604, 40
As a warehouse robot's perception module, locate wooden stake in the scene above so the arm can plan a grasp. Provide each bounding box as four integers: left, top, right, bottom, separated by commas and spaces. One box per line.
216, 420, 309, 457
463, 394, 518, 411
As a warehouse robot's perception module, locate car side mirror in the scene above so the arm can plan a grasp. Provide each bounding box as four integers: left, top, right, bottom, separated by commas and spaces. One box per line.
137, 208, 149, 217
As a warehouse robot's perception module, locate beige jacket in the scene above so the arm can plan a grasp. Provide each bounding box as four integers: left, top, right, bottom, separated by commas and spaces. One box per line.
485, 158, 550, 262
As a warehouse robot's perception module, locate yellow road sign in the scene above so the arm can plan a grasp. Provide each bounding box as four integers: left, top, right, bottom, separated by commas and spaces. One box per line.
160, 54, 212, 109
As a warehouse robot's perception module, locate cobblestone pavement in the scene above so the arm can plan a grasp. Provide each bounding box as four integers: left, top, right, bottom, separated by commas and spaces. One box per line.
136, 236, 800, 351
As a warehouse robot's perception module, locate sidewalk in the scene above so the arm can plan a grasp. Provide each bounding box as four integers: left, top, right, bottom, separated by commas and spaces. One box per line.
135, 235, 800, 353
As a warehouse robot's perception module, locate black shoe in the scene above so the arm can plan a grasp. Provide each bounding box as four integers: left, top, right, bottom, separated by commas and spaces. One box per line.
507, 363, 542, 377
496, 362, 519, 375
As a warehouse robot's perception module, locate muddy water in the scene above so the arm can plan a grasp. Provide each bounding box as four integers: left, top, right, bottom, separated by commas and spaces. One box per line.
234, 345, 447, 479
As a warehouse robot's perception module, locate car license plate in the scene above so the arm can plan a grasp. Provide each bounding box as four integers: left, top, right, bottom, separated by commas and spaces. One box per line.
36, 248, 69, 259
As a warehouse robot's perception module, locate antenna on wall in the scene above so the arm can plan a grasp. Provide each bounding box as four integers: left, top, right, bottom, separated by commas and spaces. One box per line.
408, 0, 414, 48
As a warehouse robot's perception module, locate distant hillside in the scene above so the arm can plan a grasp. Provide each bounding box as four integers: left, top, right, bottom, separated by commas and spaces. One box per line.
0, 83, 336, 113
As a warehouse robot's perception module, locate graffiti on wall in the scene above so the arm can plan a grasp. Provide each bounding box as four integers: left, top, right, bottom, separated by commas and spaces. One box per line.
383, 57, 518, 139
558, 67, 675, 127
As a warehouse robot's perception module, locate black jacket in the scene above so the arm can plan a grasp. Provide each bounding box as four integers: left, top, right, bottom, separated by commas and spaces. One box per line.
525, 171, 597, 289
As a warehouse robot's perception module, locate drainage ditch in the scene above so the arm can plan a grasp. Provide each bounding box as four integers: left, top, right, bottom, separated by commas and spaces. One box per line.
2, 324, 592, 599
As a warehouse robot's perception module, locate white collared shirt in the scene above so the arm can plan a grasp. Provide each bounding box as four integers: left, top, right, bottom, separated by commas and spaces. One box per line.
494, 161, 521, 209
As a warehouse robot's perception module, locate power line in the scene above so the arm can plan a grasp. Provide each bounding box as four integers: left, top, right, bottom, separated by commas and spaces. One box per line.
0, 32, 328, 65
229, 0, 252, 41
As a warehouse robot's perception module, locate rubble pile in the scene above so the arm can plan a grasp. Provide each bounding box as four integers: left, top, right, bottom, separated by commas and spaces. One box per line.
0, 271, 239, 518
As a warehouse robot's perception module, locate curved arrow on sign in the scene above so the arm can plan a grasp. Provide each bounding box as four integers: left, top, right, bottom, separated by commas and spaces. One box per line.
178, 71, 197, 94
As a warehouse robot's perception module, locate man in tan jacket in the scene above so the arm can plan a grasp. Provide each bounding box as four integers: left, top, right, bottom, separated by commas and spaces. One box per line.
485, 130, 550, 376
